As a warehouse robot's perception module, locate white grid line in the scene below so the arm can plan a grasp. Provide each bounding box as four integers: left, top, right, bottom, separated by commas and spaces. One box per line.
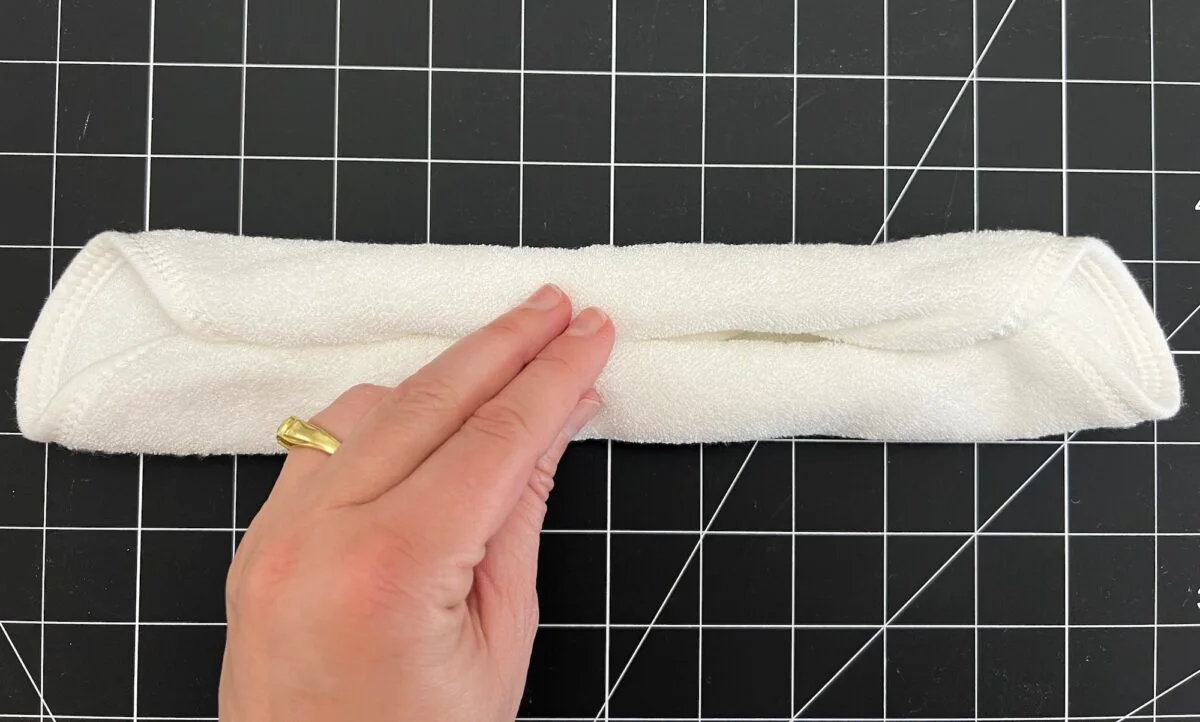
143, 0, 157, 232
0, 625, 55, 721
603, 438, 612, 722
697, 1, 708, 709
131, 0, 157, 711
9, 619, 1200, 630
790, 0, 799, 718
881, 4, 890, 718
5, 151, 1200, 175
131, 456, 145, 721
607, 0, 616, 251
5, 429, 1200, 443
517, 0, 525, 248
791, 433, 1072, 720
881, 0, 890, 247
784, 6, 1017, 717
230, 456, 238, 559
1063, 434, 1071, 717
882, 440, 889, 722
971, 2, 981, 720
790, 440, 797, 722
696, 444, 704, 719
603, 0, 617, 717
231, 0, 250, 582
425, 0, 434, 245
38, 440, 48, 722
1166, 304, 1200, 342
873, 0, 1020, 247
7, 57, 1200, 85
0, 717, 1189, 722
14, 343, 1195, 355
1117, 666, 1200, 722
237, 0, 248, 237
973, 438, 981, 722
592, 441, 760, 722
1061, 1, 1071, 716
1150, 0, 1161, 717
699, 0, 708, 247
330, 0, 342, 240
40, 0, 63, 716
0, 710, 1190, 714
9, 525, 1200, 536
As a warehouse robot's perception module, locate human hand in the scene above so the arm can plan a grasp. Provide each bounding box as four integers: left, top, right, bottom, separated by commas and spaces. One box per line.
219, 284, 614, 722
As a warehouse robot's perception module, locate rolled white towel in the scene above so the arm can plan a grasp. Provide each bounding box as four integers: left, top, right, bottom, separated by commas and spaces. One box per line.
15, 229, 1181, 455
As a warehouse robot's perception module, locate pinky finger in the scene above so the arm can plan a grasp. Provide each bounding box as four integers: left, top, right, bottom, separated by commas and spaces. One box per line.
529, 389, 602, 502
473, 391, 602, 654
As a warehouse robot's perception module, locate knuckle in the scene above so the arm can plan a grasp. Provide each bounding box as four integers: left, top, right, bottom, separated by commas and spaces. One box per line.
341, 382, 387, 403
528, 597, 541, 630
336, 383, 387, 410
340, 538, 407, 606
357, 526, 424, 581
346, 524, 467, 612
233, 539, 301, 611
522, 595, 541, 642
487, 315, 528, 342
318, 383, 387, 422
487, 314, 546, 357
467, 400, 538, 446
529, 467, 556, 504
386, 376, 461, 415
533, 351, 579, 379
224, 560, 246, 614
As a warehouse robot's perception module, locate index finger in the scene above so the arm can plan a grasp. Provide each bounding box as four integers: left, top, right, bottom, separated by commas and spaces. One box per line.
313, 284, 572, 506
380, 307, 614, 557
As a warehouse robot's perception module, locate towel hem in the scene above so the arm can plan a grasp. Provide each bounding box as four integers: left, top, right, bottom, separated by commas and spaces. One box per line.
18, 236, 127, 440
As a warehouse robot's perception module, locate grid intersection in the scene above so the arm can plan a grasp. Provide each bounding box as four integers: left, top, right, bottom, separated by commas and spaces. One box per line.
0, 0, 1198, 719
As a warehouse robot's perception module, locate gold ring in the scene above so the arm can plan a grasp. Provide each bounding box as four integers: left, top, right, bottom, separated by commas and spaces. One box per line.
276, 416, 341, 455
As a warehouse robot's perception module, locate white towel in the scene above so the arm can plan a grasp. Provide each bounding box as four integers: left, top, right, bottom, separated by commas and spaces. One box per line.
16, 229, 1181, 455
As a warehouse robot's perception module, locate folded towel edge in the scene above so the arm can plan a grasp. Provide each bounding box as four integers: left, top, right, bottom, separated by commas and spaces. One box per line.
17, 233, 130, 442
1073, 250, 1182, 420
16, 230, 1183, 451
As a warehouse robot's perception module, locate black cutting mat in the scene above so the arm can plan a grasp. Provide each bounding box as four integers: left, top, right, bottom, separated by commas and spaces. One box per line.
1, 0, 1199, 719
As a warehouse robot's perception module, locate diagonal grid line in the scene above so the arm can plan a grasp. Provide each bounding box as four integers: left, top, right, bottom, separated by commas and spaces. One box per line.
591, 440, 760, 722
791, 2, 1019, 711
790, 433, 1073, 720
1117, 664, 1200, 722
1, 622, 58, 721
870, 0, 1019, 246
1166, 301, 1200, 342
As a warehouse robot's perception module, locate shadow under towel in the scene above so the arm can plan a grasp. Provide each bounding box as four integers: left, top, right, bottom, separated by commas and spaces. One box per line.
15, 229, 1182, 455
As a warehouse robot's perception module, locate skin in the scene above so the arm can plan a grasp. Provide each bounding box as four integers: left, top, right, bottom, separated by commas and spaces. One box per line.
219, 283, 615, 722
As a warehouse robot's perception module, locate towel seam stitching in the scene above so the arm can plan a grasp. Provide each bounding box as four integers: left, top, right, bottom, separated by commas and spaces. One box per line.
33, 247, 125, 422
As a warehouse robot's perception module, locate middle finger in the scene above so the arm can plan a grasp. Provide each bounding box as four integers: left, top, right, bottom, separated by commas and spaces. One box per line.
316, 283, 572, 506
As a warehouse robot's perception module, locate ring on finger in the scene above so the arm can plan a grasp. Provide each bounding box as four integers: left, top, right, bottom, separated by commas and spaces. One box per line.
276, 416, 342, 455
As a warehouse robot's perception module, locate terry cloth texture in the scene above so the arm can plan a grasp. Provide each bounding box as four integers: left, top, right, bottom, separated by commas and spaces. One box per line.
15, 229, 1182, 455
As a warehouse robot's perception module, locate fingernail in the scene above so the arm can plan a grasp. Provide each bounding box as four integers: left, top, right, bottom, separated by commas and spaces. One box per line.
566, 307, 608, 336
521, 283, 563, 311
562, 393, 602, 438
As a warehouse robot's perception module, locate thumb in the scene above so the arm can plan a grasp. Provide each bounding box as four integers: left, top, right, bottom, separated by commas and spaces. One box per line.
472, 392, 601, 650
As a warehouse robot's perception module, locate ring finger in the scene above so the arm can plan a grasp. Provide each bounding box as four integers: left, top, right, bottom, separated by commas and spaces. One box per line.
274, 383, 389, 492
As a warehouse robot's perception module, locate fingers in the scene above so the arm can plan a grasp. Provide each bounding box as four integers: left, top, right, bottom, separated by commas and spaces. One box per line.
381, 308, 614, 561
475, 390, 601, 592
316, 284, 573, 506
531, 389, 602, 496
441, 393, 599, 630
